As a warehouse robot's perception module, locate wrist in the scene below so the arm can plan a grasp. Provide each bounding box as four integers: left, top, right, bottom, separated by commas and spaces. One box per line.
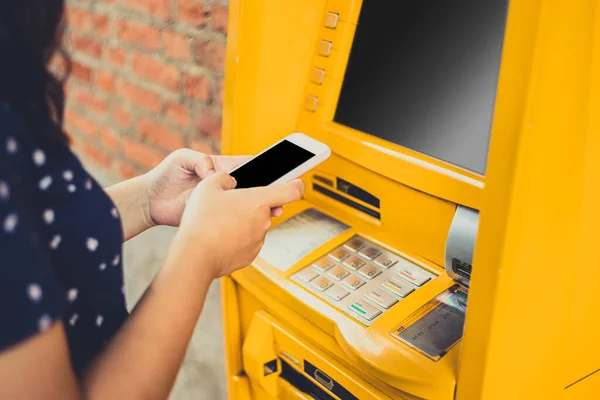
172, 226, 221, 280
138, 173, 157, 230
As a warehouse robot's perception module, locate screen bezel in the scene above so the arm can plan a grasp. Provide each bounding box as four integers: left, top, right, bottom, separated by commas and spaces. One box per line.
296, 2, 522, 210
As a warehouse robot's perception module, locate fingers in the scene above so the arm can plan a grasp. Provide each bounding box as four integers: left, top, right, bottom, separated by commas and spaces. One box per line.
212, 155, 252, 172
271, 206, 284, 217
251, 179, 305, 208
203, 171, 237, 190
172, 149, 216, 179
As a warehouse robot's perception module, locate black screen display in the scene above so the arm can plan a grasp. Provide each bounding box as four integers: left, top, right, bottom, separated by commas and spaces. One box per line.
230, 140, 315, 189
334, 0, 509, 174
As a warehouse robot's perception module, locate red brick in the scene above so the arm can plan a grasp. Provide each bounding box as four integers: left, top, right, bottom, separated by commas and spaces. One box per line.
74, 88, 108, 114
137, 118, 185, 152
113, 105, 133, 128
65, 110, 98, 138
211, 5, 228, 34
132, 53, 179, 91
190, 138, 216, 155
117, 79, 162, 113
124, 0, 171, 19
82, 143, 113, 169
71, 61, 93, 83
96, 71, 116, 92
123, 137, 165, 169
92, 13, 110, 37
101, 127, 120, 151
182, 73, 210, 102
163, 31, 190, 60
196, 112, 222, 140
165, 101, 190, 128
216, 79, 224, 107
108, 47, 126, 67
194, 41, 226, 69
70, 34, 103, 59
119, 162, 137, 180
117, 21, 161, 51
177, 0, 205, 26
67, 6, 92, 31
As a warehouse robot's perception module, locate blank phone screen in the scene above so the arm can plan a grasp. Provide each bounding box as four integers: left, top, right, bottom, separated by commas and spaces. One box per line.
230, 140, 315, 189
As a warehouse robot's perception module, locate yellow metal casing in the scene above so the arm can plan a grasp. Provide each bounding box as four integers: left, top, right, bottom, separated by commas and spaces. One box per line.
220, 0, 600, 399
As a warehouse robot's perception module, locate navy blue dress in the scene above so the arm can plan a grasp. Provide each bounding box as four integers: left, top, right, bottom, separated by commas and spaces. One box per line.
0, 102, 128, 374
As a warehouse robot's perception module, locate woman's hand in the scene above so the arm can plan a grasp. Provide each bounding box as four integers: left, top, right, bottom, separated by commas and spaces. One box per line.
143, 149, 249, 227
177, 172, 305, 278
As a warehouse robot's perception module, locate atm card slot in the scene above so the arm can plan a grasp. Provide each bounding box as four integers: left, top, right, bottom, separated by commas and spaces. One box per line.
313, 183, 381, 219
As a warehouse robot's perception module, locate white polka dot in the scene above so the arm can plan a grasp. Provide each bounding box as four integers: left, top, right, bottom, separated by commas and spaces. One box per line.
112, 255, 120, 266
111, 208, 119, 218
99, 263, 107, 271
67, 288, 78, 302
85, 179, 92, 190
69, 313, 79, 327
32, 149, 46, 166
96, 315, 104, 327
39, 176, 52, 191
0, 181, 9, 201
121, 286, 125, 294
87, 237, 99, 252
49, 235, 62, 249
6, 137, 18, 154
67, 184, 76, 193
3, 213, 18, 233
43, 209, 55, 224
27, 283, 43, 303
38, 314, 52, 332
63, 170, 74, 181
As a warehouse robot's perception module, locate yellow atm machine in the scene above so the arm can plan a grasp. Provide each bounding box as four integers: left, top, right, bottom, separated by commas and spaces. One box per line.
220, 1, 600, 399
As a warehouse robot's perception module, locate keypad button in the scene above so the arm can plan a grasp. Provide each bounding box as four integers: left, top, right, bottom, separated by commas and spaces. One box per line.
397, 266, 431, 287
295, 267, 319, 283
310, 68, 326, 85
344, 237, 366, 252
304, 96, 318, 112
328, 265, 350, 281
364, 289, 398, 309
318, 40, 332, 57
311, 276, 334, 291
324, 12, 339, 29
349, 300, 382, 321
342, 255, 365, 271
342, 275, 366, 290
374, 254, 399, 269
358, 247, 381, 261
329, 247, 351, 262
326, 285, 349, 301
358, 264, 382, 280
381, 277, 415, 298
313, 257, 336, 272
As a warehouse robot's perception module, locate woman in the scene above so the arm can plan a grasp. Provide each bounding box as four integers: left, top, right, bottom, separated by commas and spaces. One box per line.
0, 0, 304, 398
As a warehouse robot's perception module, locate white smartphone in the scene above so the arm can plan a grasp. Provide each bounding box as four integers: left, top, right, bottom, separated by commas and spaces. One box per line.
228, 132, 331, 189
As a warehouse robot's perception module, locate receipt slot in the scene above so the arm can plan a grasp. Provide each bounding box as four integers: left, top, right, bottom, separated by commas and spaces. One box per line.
220, 1, 600, 399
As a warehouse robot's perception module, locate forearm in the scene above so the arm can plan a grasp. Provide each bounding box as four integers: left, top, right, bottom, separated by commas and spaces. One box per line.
106, 175, 154, 241
82, 231, 213, 399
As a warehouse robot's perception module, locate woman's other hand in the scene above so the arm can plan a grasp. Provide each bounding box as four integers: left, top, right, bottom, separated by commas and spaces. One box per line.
143, 149, 249, 227
177, 172, 305, 278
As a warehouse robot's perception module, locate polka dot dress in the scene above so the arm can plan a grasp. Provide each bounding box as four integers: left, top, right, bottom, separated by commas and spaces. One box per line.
0, 102, 127, 375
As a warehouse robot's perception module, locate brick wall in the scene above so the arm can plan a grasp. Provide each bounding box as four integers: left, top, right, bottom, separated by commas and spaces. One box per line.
62, 0, 228, 180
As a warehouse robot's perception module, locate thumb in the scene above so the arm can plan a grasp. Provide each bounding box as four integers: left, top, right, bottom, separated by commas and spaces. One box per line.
204, 171, 237, 190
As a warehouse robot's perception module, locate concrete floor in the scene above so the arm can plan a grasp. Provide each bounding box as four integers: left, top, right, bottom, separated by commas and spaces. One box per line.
85, 162, 228, 400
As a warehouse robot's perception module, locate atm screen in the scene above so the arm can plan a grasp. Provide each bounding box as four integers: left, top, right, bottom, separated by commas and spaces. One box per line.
334, 0, 509, 174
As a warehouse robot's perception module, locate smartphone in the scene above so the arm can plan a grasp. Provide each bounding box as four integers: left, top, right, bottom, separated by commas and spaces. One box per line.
228, 133, 331, 189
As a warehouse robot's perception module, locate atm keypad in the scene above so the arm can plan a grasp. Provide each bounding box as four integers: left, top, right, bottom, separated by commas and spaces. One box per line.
343, 256, 365, 271
313, 257, 335, 272
328, 265, 350, 281
329, 247, 351, 262
358, 264, 382, 280
291, 235, 437, 326
342, 275, 366, 290
358, 247, 381, 261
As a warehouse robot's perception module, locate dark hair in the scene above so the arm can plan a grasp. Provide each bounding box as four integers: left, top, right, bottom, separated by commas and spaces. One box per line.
0, 0, 70, 156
